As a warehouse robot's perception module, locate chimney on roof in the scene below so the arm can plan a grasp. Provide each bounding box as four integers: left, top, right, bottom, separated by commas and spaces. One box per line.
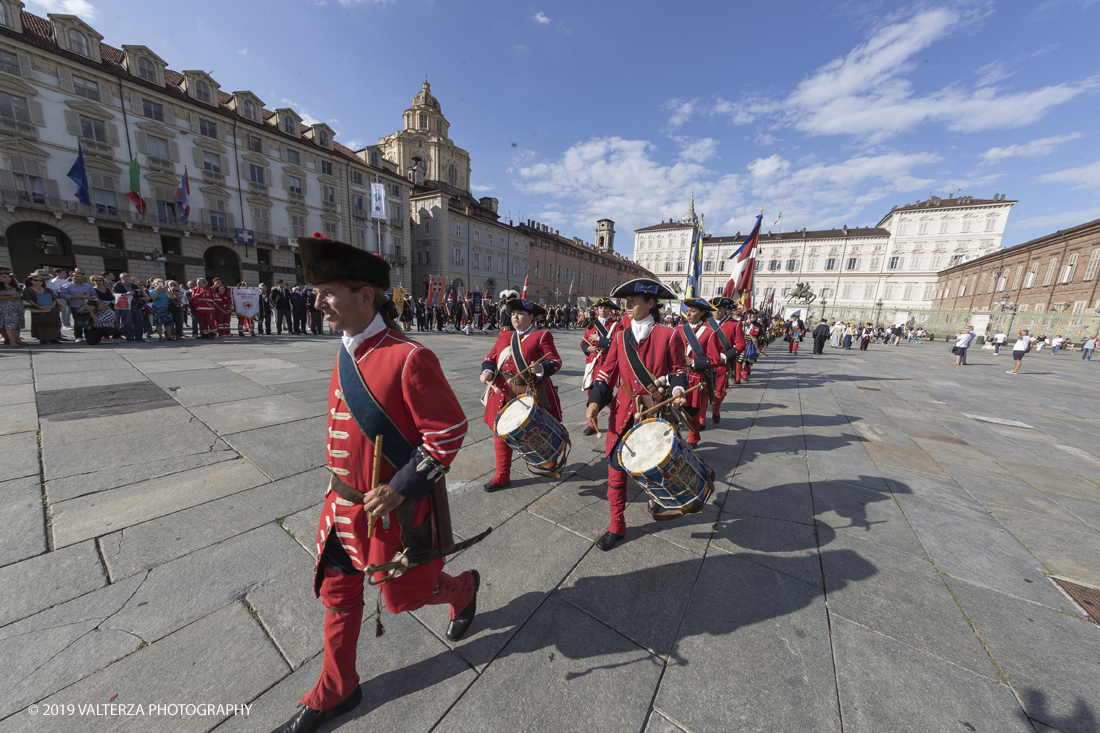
843, 225, 848, 236
802, 229, 807, 237
948, 192, 954, 199
555, 229, 559, 236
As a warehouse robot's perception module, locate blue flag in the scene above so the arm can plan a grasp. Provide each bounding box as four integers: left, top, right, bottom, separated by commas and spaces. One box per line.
683, 214, 704, 311
67, 143, 91, 205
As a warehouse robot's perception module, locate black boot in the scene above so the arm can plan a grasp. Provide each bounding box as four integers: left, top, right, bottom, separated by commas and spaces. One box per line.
269, 686, 361, 733
483, 478, 510, 492
712, 413, 720, 424
583, 425, 597, 436
596, 531, 624, 552
446, 570, 480, 641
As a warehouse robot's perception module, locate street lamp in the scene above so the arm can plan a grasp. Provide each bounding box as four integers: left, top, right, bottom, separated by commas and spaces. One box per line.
145, 248, 167, 277
874, 299, 884, 325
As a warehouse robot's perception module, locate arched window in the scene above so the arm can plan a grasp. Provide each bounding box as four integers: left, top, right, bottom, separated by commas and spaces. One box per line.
0, 5, 10, 27
68, 29, 90, 56
243, 100, 255, 119
195, 80, 211, 104
136, 57, 156, 82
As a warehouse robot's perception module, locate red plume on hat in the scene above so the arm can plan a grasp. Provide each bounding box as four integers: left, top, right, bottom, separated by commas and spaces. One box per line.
298, 234, 390, 289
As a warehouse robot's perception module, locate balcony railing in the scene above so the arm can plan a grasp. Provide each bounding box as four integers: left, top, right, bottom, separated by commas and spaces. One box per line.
81, 138, 113, 158
0, 116, 37, 140
352, 208, 366, 220
322, 200, 337, 213
249, 181, 268, 196
287, 191, 304, 205
201, 169, 224, 185
254, 230, 288, 247
147, 156, 174, 173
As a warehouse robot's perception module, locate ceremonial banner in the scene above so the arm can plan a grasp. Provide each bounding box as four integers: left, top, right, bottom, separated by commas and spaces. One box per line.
723, 212, 762, 304
472, 291, 482, 314
232, 287, 261, 318
370, 183, 387, 219
685, 214, 704, 301
393, 287, 406, 313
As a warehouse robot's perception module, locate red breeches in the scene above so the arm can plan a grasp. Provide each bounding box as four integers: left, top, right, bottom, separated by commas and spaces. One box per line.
303, 564, 476, 711
493, 436, 512, 484
789, 340, 799, 353
607, 466, 628, 535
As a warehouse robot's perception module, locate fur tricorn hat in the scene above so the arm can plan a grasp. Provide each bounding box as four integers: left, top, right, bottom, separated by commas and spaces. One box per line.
498, 289, 520, 302
298, 233, 390, 290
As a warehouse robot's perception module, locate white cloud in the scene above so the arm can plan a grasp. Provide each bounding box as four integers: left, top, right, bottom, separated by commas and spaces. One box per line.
715, 8, 1097, 143
343, 139, 365, 150
982, 133, 1084, 162
663, 99, 697, 130
30, 0, 97, 19
1011, 208, 1100, 231
533, 11, 550, 24
1038, 160, 1100, 188
674, 136, 719, 163
281, 98, 321, 126
237, 48, 249, 57
471, 184, 497, 193
515, 135, 946, 239
975, 59, 1013, 87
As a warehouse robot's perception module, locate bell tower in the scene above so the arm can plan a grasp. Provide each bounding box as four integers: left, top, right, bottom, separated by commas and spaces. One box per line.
596, 219, 615, 254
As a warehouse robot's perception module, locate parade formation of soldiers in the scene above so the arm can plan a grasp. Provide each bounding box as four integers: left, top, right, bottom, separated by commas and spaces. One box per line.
270, 233, 771, 733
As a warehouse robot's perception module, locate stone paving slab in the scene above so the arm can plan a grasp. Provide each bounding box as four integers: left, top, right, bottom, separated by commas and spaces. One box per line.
45, 448, 239, 504
0, 476, 45, 568
245, 569, 322, 671
948, 579, 1100, 733
0, 539, 103, 627
0, 432, 40, 482
1, 603, 288, 733
810, 476, 925, 556
188, 394, 323, 435
0, 383, 35, 406
223, 416, 326, 480
99, 467, 326, 580
986, 504, 1100, 587
831, 616, 1034, 733
435, 595, 662, 733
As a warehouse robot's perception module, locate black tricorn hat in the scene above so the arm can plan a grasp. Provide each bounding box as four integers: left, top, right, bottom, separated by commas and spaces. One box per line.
298, 233, 390, 290
610, 277, 677, 300
505, 297, 547, 317
682, 297, 715, 312
592, 297, 620, 311
708, 296, 734, 309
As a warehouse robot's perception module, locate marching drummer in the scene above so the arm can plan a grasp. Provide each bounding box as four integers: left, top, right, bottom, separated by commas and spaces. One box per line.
479, 297, 563, 491
580, 297, 621, 436
584, 278, 689, 552
671, 297, 723, 446
707, 296, 744, 423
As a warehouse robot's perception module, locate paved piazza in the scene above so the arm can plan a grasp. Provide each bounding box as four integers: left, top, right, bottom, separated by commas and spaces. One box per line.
1, 333, 1099, 733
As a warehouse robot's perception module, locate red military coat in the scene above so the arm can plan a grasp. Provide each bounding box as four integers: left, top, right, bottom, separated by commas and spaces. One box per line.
711, 316, 744, 393
581, 316, 621, 366
594, 321, 687, 456
670, 322, 723, 412
191, 286, 214, 312
319, 323, 468, 613
481, 327, 563, 427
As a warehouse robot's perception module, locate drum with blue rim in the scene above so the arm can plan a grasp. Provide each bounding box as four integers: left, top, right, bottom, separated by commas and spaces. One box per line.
616, 417, 713, 515
494, 394, 570, 478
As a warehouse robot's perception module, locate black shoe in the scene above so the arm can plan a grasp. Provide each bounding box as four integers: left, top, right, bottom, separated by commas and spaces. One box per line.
446, 570, 480, 641
483, 478, 510, 492
583, 425, 597, 436
269, 686, 361, 733
711, 414, 720, 424
596, 531, 624, 552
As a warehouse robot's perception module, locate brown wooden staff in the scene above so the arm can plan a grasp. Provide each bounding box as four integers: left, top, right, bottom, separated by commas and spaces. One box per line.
636, 383, 704, 419
366, 434, 383, 538
506, 354, 549, 389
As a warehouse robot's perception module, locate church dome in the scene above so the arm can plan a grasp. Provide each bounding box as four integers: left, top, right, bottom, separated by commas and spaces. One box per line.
413, 80, 440, 111
680, 192, 699, 226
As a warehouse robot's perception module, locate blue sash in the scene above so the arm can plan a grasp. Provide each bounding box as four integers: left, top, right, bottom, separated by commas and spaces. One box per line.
337, 344, 416, 471
680, 323, 706, 361
707, 317, 731, 352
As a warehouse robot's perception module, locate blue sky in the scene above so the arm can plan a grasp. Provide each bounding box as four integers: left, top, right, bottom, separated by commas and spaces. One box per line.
33, 0, 1100, 256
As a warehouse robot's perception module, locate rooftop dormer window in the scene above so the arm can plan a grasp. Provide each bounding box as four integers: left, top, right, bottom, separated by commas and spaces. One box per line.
137, 57, 155, 82
0, 5, 9, 28
195, 80, 211, 104
318, 130, 329, 147
68, 29, 90, 56
243, 100, 255, 119
282, 117, 293, 134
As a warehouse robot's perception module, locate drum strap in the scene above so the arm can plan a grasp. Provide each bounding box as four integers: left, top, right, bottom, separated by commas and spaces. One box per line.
338, 345, 416, 471
510, 330, 528, 375
707, 317, 732, 352
593, 319, 609, 339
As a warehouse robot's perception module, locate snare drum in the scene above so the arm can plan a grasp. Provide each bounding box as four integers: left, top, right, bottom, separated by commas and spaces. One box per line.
494, 394, 570, 477
616, 417, 714, 517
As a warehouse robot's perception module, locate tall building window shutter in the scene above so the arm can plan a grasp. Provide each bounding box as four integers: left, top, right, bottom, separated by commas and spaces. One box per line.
226, 211, 234, 230
63, 109, 80, 137
0, 169, 15, 191
193, 147, 203, 168
44, 177, 59, 201
28, 101, 43, 127
130, 93, 142, 113
260, 138, 268, 156
168, 140, 179, 162
58, 68, 73, 92
144, 196, 153, 213
17, 55, 32, 79
99, 83, 112, 106
135, 131, 148, 154
189, 113, 199, 134
107, 123, 120, 147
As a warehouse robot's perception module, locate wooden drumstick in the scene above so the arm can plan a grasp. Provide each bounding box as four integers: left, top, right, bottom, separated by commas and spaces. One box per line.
366, 435, 383, 538
636, 384, 704, 419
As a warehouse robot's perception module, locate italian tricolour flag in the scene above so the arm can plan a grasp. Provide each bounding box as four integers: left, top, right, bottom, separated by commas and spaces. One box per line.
126, 159, 146, 215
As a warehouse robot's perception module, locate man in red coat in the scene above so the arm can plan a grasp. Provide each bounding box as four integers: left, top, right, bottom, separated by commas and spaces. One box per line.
670, 298, 723, 445
190, 278, 216, 339
580, 298, 621, 436
741, 309, 762, 380
479, 297, 563, 491
271, 235, 481, 733
584, 278, 688, 552
707, 296, 743, 423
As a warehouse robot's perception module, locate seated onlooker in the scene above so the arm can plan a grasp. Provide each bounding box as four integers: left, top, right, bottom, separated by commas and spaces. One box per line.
22, 272, 62, 344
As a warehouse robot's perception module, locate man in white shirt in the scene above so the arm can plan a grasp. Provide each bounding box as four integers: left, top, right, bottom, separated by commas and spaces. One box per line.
1083, 336, 1097, 361
47, 268, 71, 329
1052, 336, 1064, 354
993, 330, 1007, 355
954, 326, 976, 366
1008, 329, 1032, 374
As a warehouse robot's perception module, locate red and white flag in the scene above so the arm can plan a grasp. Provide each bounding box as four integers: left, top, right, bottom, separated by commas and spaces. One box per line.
173, 167, 190, 224
722, 213, 762, 304
521, 275, 529, 299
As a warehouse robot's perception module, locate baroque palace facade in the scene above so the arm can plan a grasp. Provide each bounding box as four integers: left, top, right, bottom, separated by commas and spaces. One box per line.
635, 194, 1016, 315
0, 5, 411, 288
386, 81, 651, 301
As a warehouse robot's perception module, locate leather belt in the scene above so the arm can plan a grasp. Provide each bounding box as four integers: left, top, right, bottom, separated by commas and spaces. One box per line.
328, 471, 367, 504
